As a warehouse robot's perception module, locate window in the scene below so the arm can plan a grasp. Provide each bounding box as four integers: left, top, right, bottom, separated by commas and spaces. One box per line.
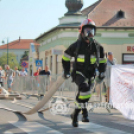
117, 10, 125, 18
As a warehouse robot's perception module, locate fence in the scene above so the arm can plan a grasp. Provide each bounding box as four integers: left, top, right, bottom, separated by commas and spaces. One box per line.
1, 74, 108, 103
0, 72, 112, 114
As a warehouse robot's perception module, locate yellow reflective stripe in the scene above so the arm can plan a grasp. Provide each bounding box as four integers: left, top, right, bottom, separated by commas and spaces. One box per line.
76, 71, 86, 78
78, 94, 92, 100
90, 58, 96, 64
74, 102, 81, 109
62, 56, 71, 61
99, 58, 107, 63
77, 58, 85, 62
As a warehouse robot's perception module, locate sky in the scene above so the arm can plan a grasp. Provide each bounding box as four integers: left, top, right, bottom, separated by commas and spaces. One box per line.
0, 0, 98, 45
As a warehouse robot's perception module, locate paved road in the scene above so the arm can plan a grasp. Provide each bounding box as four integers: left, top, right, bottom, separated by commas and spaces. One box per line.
0, 98, 134, 134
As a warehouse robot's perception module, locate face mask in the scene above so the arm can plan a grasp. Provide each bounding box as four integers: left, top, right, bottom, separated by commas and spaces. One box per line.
83, 27, 95, 40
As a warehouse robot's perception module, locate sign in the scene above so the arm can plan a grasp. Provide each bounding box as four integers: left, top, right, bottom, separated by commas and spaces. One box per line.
31, 43, 35, 52
52, 49, 63, 55
127, 46, 134, 52
110, 65, 134, 120
123, 54, 134, 62
21, 62, 28, 68
35, 60, 43, 67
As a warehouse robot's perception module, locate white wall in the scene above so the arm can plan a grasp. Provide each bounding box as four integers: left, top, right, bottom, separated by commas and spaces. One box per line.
0, 49, 28, 63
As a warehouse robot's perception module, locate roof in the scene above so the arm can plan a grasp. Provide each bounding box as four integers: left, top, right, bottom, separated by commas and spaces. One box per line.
0, 39, 40, 50
81, 0, 101, 15
82, 0, 134, 27
36, 0, 134, 41
35, 25, 79, 41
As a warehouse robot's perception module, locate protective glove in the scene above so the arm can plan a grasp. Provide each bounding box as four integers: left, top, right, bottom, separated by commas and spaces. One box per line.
95, 72, 105, 84
63, 70, 70, 79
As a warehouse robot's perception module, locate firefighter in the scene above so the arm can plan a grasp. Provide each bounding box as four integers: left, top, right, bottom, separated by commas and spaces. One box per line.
62, 19, 107, 127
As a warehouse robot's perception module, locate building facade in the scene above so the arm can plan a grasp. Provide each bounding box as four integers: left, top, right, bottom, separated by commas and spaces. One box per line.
0, 38, 39, 64
82, 0, 134, 64
36, 0, 134, 75
36, 0, 85, 75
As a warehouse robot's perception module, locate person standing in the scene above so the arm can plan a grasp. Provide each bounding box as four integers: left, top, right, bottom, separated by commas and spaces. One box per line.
34, 67, 42, 91
39, 65, 51, 76
0, 66, 5, 94
14, 66, 20, 77
20, 68, 27, 76
34, 67, 42, 76
39, 65, 51, 92
5, 65, 15, 93
105, 52, 116, 102
62, 19, 107, 127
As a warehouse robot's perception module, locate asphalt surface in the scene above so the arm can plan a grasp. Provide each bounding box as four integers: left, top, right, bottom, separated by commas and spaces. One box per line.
0, 97, 134, 134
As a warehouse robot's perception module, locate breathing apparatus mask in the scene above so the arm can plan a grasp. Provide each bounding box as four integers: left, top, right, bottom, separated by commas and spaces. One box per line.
83, 27, 95, 41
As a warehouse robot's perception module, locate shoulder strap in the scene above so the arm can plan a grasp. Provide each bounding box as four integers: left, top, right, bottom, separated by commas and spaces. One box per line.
73, 40, 81, 72
74, 40, 81, 57
108, 59, 114, 65
93, 39, 100, 67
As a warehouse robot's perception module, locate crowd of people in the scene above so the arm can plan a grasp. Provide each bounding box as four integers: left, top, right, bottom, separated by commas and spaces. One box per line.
0, 65, 28, 93
0, 65, 51, 94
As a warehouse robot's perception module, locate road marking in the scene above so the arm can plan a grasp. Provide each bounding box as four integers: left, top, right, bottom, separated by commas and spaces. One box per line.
66, 122, 131, 134
4, 131, 14, 134
112, 121, 134, 128
9, 121, 63, 134
79, 122, 130, 134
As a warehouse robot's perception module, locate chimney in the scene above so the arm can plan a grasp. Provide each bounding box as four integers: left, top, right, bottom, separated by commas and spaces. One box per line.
19, 36, 21, 42
19, 36, 21, 45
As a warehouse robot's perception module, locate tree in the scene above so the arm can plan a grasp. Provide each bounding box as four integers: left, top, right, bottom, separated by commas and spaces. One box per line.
0, 52, 19, 69
21, 51, 29, 59
19, 51, 29, 70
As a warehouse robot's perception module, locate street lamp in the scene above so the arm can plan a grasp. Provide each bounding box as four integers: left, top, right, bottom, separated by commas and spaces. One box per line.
2, 38, 9, 65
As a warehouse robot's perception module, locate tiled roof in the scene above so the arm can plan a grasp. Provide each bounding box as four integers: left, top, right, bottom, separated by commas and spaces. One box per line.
0, 39, 39, 49
81, 0, 101, 15
82, 0, 134, 27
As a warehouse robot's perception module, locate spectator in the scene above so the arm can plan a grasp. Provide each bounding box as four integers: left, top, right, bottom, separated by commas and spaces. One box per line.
33, 67, 42, 92
14, 66, 20, 77
34, 67, 42, 76
105, 52, 117, 102
39, 65, 51, 76
5, 65, 15, 93
20, 68, 27, 76
0, 66, 5, 94
39, 65, 51, 92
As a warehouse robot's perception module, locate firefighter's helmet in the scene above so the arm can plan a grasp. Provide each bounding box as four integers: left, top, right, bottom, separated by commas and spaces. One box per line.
79, 19, 96, 34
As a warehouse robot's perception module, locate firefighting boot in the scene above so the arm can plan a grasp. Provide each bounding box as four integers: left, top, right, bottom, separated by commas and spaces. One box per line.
70, 109, 81, 127
82, 108, 89, 122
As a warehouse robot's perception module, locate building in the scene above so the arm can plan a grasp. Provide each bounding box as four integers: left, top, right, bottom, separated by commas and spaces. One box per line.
82, 0, 134, 64
36, 0, 134, 75
35, 0, 86, 75
0, 38, 39, 64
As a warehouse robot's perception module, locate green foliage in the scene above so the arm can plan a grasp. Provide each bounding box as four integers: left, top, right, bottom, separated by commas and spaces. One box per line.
21, 51, 29, 59
0, 52, 20, 69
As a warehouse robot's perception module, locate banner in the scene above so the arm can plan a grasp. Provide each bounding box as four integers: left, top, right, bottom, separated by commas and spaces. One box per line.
30, 43, 35, 52
110, 65, 134, 120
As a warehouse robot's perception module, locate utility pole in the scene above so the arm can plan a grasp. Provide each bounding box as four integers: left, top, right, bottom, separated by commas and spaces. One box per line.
2, 38, 9, 65
7, 38, 8, 64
